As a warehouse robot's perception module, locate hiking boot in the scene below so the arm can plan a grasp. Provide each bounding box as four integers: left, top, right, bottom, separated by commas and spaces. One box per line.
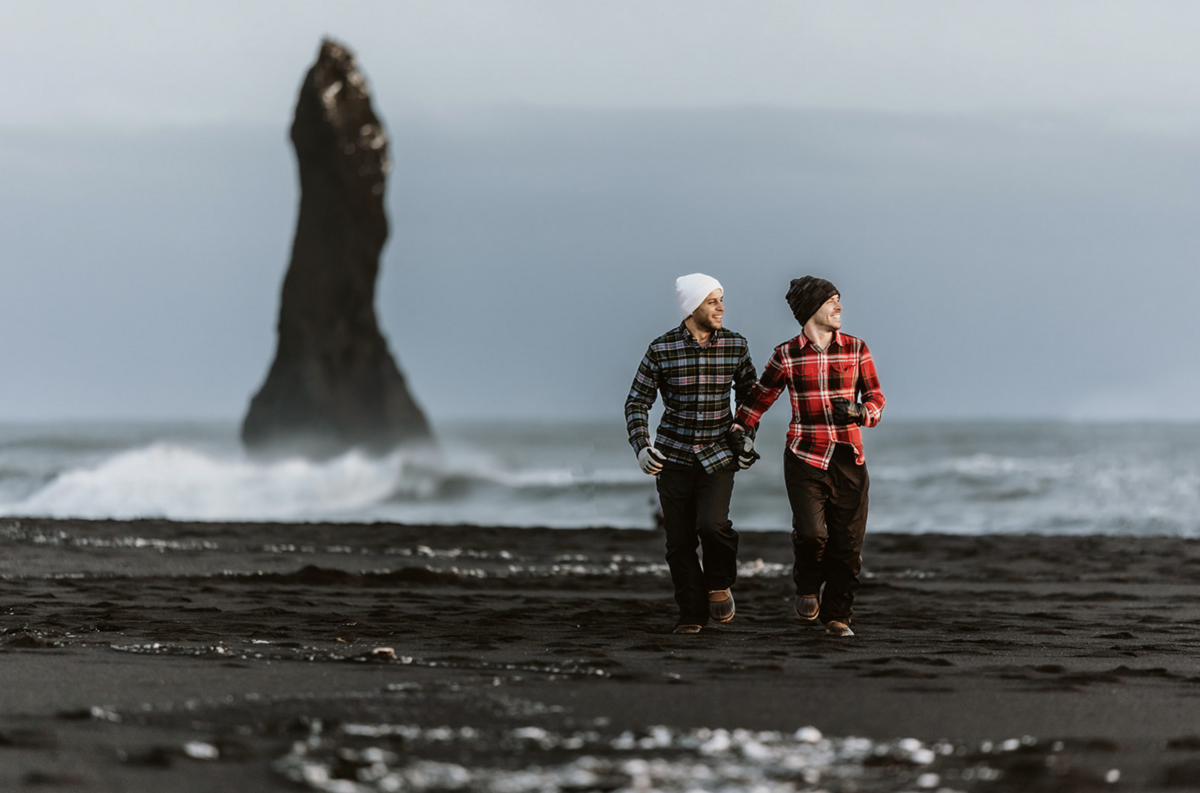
794, 594, 819, 622
824, 621, 854, 637
708, 588, 735, 623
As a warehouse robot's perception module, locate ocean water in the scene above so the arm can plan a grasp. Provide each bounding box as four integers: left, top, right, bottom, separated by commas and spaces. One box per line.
0, 419, 1197, 536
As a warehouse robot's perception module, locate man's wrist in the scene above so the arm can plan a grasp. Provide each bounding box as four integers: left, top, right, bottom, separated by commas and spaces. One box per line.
731, 421, 755, 438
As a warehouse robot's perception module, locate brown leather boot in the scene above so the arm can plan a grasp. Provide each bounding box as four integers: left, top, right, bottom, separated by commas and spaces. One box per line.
794, 594, 819, 622
708, 588, 735, 624
824, 620, 854, 637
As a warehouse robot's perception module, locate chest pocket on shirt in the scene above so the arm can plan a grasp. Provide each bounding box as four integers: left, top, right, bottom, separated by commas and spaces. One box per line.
830, 360, 857, 393
831, 360, 856, 375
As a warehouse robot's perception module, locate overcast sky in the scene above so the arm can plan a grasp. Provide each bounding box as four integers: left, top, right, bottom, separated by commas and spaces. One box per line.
3, 1, 1200, 423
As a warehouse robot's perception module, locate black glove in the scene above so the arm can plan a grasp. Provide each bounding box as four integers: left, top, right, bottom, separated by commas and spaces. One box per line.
726, 425, 761, 470
831, 397, 866, 426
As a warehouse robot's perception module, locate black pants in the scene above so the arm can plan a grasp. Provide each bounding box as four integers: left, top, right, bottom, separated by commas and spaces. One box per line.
784, 445, 869, 625
655, 461, 739, 625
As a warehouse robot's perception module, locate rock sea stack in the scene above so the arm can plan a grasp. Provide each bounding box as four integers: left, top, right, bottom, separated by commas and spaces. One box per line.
242, 39, 432, 456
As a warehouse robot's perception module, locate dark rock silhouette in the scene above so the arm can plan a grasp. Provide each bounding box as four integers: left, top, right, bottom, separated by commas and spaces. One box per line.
242, 39, 432, 456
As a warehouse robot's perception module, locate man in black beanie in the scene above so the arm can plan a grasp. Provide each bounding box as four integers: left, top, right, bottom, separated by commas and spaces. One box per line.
733, 277, 886, 637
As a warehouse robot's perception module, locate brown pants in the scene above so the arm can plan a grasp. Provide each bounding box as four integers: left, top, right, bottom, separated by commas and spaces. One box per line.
784, 444, 869, 625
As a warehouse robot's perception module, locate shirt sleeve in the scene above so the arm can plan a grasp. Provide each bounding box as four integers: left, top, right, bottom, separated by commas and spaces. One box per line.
732, 343, 757, 407
730, 342, 758, 437
624, 348, 659, 453
857, 341, 885, 427
734, 347, 787, 431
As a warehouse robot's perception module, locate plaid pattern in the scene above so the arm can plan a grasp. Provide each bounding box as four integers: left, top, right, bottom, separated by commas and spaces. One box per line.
734, 331, 885, 470
625, 323, 757, 473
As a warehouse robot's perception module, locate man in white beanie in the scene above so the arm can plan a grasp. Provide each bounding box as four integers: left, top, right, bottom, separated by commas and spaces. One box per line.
624, 274, 759, 634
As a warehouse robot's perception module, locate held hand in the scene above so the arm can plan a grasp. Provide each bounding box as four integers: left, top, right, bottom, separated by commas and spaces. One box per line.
726, 425, 761, 470
637, 446, 667, 475
831, 397, 866, 426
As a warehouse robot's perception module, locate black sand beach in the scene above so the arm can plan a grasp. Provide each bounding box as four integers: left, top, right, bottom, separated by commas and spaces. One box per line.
4, 518, 1200, 791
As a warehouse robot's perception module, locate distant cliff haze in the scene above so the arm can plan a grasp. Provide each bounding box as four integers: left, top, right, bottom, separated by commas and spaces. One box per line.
242, 39, 432, 457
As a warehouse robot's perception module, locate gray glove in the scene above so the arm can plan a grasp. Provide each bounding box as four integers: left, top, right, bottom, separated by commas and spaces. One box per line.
726, 425, 761, 470
831, 397, 866, 426
637, 446, 667, 475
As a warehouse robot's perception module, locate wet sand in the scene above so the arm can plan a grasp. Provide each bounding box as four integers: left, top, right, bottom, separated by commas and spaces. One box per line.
4, 518, 1200, 790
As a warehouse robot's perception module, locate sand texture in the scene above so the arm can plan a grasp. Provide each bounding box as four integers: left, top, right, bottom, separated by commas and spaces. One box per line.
3, 518, 1200, 790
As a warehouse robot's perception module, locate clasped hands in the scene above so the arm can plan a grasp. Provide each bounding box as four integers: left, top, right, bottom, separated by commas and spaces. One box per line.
726, 425, 760, 470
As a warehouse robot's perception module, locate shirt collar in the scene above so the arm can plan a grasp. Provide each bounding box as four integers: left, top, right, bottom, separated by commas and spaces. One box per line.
799, 330, 843, 350
680, 322, 722, 346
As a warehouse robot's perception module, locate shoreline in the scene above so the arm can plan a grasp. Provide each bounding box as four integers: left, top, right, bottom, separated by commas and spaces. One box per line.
3, 518, 1200, 790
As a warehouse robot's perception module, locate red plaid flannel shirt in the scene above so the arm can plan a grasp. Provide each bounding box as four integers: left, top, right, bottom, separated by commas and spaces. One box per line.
734, 331, 885, 469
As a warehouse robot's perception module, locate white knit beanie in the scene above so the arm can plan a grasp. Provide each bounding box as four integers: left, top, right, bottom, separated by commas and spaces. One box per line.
675, 273, 723, 319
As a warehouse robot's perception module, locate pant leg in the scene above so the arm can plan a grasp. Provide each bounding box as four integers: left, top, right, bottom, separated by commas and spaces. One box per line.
656, 462, 708, 625
818, 445, 870, 624
693, 466, 738, 593
783, 450, 831, 599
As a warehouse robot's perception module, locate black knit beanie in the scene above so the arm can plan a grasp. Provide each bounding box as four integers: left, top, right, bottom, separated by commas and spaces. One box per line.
785, 276, 839, 326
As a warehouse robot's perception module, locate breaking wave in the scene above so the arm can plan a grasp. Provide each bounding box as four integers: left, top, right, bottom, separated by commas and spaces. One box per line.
0, 432, 655, 527
2, 420, 1200, 534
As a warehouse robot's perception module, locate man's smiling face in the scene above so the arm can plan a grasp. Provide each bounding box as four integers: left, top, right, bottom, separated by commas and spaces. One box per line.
809, 293, 842, 332
691, 289, 724, 332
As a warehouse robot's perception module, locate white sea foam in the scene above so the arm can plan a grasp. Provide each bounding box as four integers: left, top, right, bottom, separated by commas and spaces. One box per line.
2, 420, 1200, 534
5, 444, 404, 521
0, 434, 652, 526
872, 452, 1073, 484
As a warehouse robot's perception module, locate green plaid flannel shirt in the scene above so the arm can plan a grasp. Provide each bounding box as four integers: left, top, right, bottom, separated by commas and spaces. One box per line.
624, 323, 757, 473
